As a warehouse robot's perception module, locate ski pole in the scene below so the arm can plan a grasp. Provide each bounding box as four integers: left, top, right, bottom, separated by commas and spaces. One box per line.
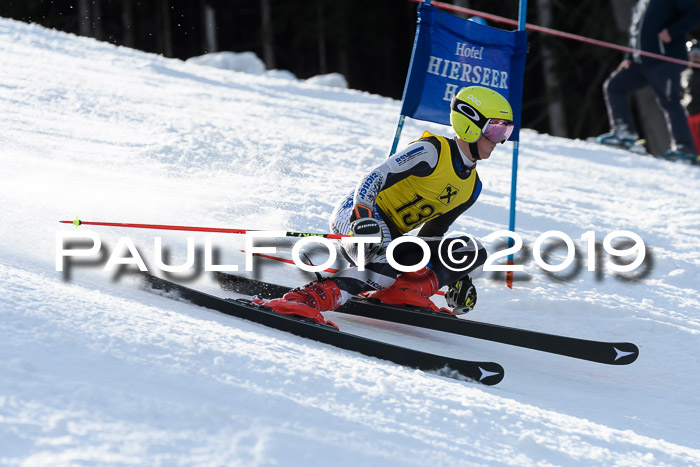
59, 217, 349, 239
62, 218, 447, 296
239, 250, 341, 274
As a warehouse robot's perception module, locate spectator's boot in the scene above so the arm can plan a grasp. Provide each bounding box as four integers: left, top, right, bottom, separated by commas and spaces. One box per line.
596, 123, 639, 149
660, 144, 698, 162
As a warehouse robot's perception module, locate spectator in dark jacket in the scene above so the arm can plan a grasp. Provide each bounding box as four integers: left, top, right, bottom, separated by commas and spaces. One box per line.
596, 0, 700, 161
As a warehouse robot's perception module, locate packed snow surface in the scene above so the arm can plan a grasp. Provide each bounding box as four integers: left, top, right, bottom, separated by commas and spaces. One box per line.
187, 51, 347, 88
1, 18, 700, 466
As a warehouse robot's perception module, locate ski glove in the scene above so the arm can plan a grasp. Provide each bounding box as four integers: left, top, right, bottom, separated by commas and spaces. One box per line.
445, 277, 477, 314
349, 204, 384, 258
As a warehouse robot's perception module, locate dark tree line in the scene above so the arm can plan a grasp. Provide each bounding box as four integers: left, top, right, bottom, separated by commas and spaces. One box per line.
2, 0, 698, 148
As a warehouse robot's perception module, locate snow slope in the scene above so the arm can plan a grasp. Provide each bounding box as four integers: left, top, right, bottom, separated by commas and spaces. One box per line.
1, 18, 700, 466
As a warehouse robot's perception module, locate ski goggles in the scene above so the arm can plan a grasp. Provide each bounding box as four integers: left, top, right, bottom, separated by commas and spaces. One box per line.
482, 119, 514, 144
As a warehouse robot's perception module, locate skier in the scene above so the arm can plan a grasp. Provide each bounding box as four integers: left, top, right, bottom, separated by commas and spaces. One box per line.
263, 86, 514, 325
596, 0, 700, 161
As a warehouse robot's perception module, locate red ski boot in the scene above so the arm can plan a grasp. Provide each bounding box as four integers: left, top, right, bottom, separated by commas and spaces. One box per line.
261, 280, 342, 329
363, 267, 450, 313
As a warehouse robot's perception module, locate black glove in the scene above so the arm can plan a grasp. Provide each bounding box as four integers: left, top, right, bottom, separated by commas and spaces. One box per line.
445, 276, 477, 314
349, 204, 384, 256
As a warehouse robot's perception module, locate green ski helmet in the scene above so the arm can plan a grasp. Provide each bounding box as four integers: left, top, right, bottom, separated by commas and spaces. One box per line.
450, 86, 514, 143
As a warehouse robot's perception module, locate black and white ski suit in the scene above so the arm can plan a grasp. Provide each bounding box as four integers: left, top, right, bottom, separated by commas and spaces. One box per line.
329, 131, 487, 303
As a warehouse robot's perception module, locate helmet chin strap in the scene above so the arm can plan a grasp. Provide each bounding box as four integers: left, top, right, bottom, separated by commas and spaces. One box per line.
469, 141, 481, 160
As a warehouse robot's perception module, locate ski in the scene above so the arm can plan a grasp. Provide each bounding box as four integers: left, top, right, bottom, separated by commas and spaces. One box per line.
216, 273, 639, 366
142, 275, 505, 386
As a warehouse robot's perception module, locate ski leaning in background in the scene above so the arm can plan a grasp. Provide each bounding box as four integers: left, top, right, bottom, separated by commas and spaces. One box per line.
260, 85, 516, 325
683, 40, 700, 156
